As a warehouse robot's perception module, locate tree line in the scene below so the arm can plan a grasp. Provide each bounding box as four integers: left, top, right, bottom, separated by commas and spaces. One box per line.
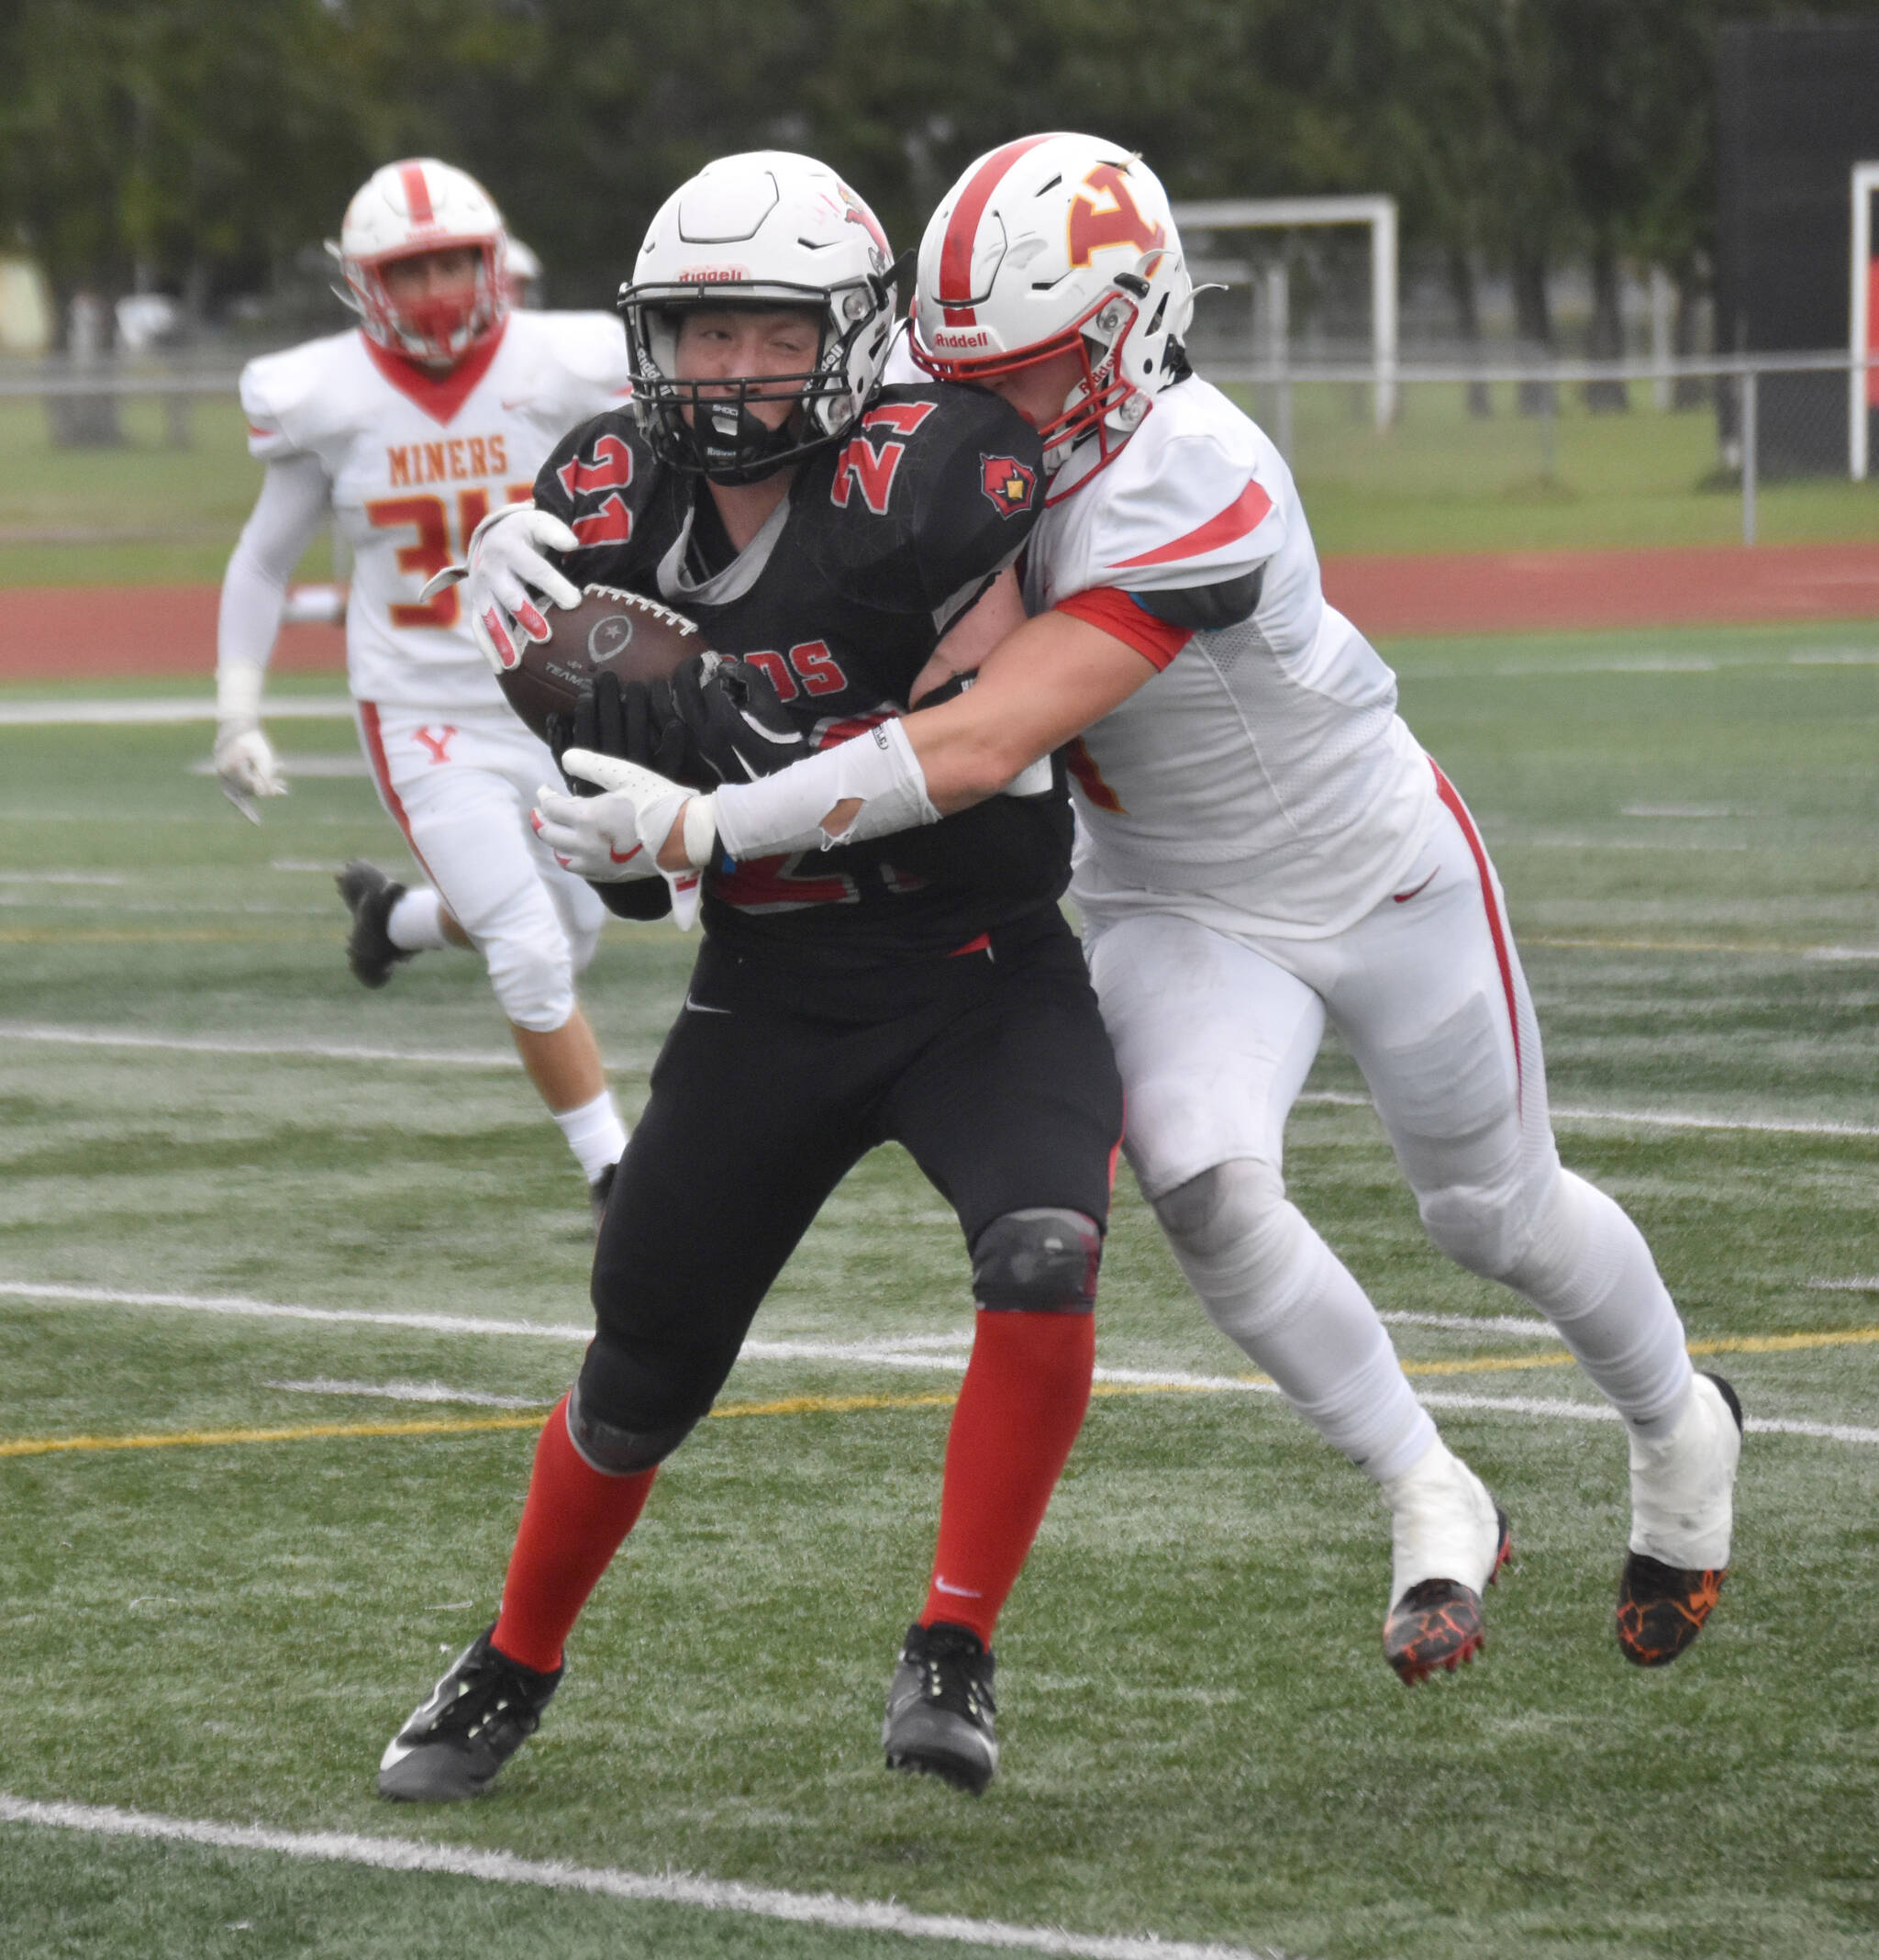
0, 0, 1865, 351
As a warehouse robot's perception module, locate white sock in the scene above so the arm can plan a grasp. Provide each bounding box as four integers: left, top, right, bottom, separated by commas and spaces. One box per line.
386, 887, 451, 952
1503, 1170, 1694, 1434
552, 1088, 628, 1183
1158, 1161, 1437, 1480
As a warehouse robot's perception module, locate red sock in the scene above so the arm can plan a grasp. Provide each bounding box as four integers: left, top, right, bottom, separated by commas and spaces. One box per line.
491, 1393, 655, 1673
919, 1309, 1095, 1647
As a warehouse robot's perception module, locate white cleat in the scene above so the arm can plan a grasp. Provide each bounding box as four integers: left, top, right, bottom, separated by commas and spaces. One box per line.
1380, 1440, 1511, 1684
1618, 1370, 1742, 1665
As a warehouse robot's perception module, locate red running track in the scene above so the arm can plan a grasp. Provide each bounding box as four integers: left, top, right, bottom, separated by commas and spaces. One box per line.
5, 540, 1877, 681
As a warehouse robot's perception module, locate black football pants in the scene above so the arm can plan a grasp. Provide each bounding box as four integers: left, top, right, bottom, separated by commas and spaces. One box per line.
582, 911, 1124, 1435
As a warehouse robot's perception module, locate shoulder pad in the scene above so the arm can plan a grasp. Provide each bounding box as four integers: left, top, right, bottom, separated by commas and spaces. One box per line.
238, 330, 358, 461
811, 384, 1045, 613
533, 409, 658, 554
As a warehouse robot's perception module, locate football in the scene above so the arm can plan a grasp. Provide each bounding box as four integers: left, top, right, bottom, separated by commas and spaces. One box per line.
497, 585, 707, 743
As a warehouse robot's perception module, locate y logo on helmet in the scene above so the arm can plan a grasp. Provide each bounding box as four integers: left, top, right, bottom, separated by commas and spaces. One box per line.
1066, 164, 1166, 269
979, 454, 1037, 518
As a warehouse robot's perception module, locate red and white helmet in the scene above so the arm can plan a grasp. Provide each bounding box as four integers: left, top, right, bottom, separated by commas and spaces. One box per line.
329, 159, 508, 366
909, 134, 1194, 479
619, 150, 899, 482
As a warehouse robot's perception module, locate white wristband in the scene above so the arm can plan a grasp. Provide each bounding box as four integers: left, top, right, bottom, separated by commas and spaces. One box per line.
682, 794, 719, 869
713, 718, 940, 861
217, 660, 265, 727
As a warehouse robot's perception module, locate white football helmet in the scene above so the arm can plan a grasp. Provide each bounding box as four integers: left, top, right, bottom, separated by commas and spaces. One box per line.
505, 238, 544, 309
908, 133, 1194, 481
618, 151, 899, 483
329, 159, 508, 366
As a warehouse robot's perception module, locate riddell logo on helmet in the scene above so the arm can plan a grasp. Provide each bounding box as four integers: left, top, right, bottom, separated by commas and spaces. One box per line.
931, 326, 992, 350
676, 265, 750, 284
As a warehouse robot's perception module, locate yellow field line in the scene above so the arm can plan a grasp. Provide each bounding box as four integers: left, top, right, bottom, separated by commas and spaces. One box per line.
2, 1328, 1873, 1460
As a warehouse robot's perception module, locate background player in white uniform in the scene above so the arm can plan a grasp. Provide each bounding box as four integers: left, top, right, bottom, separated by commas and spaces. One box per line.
213, 159, 634, 1211
599, 134, 1744, 1677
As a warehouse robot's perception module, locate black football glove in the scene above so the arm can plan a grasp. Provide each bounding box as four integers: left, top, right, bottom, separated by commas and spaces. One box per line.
662, 651, 812, 785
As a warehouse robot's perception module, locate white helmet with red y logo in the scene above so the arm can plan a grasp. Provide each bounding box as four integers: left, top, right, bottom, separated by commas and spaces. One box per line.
619, 150, 900, 483
909, 133, 1194, 477
329, 159, 508, 366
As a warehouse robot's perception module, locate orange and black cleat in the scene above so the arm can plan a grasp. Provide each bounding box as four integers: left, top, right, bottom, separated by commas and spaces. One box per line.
1384, 1509, 1512, 1685
1616, 1555, 1726, 1666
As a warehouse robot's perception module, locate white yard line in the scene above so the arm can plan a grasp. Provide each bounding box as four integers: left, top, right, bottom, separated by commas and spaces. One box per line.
6, 1022, 1875, 1139
0, 697, 352, 727
3, 1279, 1873, 1446
264, 1379, 546, 1409
0, 1024, 529, 1070
0, 1795, 1282, 1960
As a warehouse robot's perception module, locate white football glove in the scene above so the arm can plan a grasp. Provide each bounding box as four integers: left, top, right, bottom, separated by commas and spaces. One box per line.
531, 782, 662, 883
458, 504, 583, 674
547, 748, 717, 930
213, 663, 286, 823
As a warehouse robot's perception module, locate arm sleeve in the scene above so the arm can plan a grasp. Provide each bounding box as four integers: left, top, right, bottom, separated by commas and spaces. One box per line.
217, 452, 333, 676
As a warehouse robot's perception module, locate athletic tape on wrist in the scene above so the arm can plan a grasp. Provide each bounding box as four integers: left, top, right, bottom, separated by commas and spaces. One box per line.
216, 661, 265, 726
682, 795, 718, 869
713, 718, 938, 860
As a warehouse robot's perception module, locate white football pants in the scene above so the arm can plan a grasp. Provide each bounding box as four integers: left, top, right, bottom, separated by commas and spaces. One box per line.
1085, 790, 1696, 1477
358, 701, 606, 1033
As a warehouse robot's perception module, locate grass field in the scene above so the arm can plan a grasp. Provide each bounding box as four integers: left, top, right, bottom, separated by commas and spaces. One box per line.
2, 622, 1876, 1959
4, 379, 1876, 586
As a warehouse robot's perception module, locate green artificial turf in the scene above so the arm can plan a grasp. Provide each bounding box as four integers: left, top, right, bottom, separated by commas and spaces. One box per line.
1, 621, 1875, 1958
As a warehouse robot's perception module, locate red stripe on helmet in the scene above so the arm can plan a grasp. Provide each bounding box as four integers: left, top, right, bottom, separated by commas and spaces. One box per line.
398, 162, 435, 226
937, 135, 1056, 326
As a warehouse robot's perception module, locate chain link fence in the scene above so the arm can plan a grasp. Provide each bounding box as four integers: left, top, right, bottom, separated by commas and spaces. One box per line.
0, 347, 1873, 583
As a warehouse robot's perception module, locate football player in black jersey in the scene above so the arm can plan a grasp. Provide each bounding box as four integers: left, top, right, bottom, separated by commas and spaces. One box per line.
376, 152, 1123, 1804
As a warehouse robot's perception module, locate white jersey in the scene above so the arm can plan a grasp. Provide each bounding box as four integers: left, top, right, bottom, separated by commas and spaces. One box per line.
1028, 376, 1437, 941
239, 311, 632, 711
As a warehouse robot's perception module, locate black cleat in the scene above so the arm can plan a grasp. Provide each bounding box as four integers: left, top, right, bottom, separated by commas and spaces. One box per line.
1384, 1508, 1512, 1684
589, 1161, 617, 1229
337, 859, 414, 989
377, 1628, 561, 1801
883, 1621, 998, 1795
1618, 1372, 1743, 1666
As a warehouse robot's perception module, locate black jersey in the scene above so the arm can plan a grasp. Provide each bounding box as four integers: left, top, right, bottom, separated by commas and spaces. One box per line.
533, 384, 1069, 965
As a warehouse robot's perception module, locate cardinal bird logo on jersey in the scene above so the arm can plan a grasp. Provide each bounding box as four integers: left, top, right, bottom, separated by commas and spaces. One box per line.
1066, 163, 1166, 269
980, 454, 1037, 518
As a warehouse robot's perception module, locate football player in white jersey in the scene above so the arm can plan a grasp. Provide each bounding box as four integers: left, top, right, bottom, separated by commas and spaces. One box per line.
604, 133, 1743, 1677
213, 159, 635, 1212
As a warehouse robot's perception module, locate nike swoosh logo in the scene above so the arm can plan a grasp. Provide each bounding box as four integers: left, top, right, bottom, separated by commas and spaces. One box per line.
933, 1576, 984, 1597
1393, 868, 1439, 904
683, 994, 731, 1015
500, 397, 534, 411
608, 843, 642, 863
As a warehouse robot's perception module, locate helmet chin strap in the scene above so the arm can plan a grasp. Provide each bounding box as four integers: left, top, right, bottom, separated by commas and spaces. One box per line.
678, 391, 811, 484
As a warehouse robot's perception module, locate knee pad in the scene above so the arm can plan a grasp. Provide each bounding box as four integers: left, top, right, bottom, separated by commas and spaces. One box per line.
1418, 1158, 1558, 1283
484, 931, 576, 1033
970, 1208, 1101, 1313
1151, 1159, 1310, 1336
566, 1353, 702, 1476
1151, 1158, 1285, 1267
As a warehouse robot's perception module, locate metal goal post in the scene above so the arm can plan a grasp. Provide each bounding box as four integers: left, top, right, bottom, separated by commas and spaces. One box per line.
1169, 195, 1398, 429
